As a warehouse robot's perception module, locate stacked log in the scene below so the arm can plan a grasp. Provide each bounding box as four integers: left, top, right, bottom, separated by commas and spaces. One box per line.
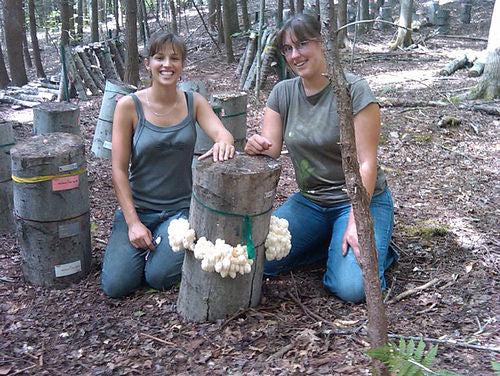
239, 28, 279, 91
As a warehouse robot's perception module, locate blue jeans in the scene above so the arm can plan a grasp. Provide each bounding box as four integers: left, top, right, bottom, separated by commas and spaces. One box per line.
101, 207, 187, 297
265, 188, 397, 303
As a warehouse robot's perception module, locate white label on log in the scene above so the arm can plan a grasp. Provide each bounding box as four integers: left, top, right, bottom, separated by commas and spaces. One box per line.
54, 260, 82, 277
59, 162, 78, 172
103, 140, 112, 150
264, 189, 276, 199
58, 221, 80, 238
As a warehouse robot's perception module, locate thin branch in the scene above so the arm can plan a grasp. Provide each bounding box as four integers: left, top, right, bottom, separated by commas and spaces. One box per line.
388, 277, 441, 304
191, 0, 221, 52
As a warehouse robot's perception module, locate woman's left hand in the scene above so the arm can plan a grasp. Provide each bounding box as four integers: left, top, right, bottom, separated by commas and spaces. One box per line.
198, 141, 235, 161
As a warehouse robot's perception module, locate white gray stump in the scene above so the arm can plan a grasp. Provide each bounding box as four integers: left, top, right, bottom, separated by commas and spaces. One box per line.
210, 91, 248, 152
91, 79, 137, 159
33, 102, 80, 135
178, 80, 214, 156
10, 133, 91, 287
0, 121, 15, 233
177, 154, 281, 322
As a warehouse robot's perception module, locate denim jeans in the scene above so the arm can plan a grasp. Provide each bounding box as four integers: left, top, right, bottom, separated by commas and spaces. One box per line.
101, 207, 187, 297
264, 188, 397, 303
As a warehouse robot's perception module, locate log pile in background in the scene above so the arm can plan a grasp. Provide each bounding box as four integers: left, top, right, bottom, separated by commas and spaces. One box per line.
237, 27, 279, 91
0, 38, 128, 108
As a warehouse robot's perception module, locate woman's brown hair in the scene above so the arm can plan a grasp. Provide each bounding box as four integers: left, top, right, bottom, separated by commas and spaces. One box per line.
276, 13, 322, 53
147, 32, 187, 62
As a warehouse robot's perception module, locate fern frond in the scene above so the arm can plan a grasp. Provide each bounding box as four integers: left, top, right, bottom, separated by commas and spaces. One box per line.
414, 339, 425, 363
422, 344, 438, 368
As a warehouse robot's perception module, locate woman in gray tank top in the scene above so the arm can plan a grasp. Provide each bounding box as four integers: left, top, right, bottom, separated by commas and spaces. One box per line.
245, 14, 397, 303
101, 33, 234, 298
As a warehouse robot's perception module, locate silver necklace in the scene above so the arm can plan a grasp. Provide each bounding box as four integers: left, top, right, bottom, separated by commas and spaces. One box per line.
145, 88, 178, 117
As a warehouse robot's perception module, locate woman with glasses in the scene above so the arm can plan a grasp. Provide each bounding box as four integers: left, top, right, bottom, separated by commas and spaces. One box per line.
245, 13, 396, 303
101, 32, 235, 298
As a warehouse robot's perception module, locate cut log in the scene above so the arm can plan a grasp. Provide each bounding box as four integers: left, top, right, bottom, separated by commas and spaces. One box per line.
177, 80, 212, 156
10, 132, 89, 223
91, 79, 137, 158
177, 154, 281, 322
468, 60, 484, 77
33, 102, 80, 135
16, 211, 91, 288
107, 40, 125, 80
439, 54, 469, 76
0, 120, 15, 233
0, 93, 38, 108
63, 46, 88, 100
79, 49, 106, 91
210, 91, 248, 152
238, 32, 258, 89
71, 50, 100, 95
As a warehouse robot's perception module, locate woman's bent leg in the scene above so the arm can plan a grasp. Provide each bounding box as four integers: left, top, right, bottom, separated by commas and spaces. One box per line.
264, 193, 332, 275
323, 189, 395, 303
101, 209, 146, 298
144, 209, 187, 290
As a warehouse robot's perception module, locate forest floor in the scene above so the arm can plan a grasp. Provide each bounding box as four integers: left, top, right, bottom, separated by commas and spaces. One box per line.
0, 1, 499, 375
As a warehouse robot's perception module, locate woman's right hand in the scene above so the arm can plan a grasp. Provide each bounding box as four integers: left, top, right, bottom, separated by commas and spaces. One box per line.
244, 134, 273, 155
128, 221, 155, 251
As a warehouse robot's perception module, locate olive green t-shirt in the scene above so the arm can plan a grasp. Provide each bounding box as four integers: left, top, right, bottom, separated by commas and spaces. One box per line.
267, 74, 387, 206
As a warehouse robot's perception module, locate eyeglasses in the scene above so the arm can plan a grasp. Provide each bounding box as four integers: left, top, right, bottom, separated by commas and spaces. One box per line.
280, 39, 319, 57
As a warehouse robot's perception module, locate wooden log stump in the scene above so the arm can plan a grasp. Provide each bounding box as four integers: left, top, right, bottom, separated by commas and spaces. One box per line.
177, 154, 281, 322
11, 133, 89, 222
91, 79, 137, 158
178, 80, 215, 156
0, 121, 15, 233
16, 212, 91, 288
33, 102, 80, 135
10, 133, 91, 287
210, 91, 248, 152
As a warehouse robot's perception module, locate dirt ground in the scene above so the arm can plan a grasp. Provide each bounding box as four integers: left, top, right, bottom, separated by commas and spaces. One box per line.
1, 1, 499, 375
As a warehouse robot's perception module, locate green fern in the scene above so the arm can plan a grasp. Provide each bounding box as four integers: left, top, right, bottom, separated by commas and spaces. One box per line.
492, 361, 500, 375
367, 338, 461, 376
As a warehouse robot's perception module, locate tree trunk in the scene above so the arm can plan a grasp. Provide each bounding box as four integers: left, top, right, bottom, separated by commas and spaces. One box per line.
390, 0, 413, 49
240, 0, 250, 30
327, 6, 389, 376
289, 0, 295, 13
277, 0, 283, 26
23, 33, 33, 70
77, 0, 84, 40
297, 0, 304, 13
113, 0, 121, 37
222, 0, 234, 63
91, 0, 99, 42
357, 0, 370, 33
60, 0, 72, 46
464, 0, 499, 99
216, 0, 224, 43
124, 0, 139, 86
169, 0, 178, 34
227, 0, 240, 34
337, 0, 347, 48
208, 0, 216, 30
28, 0, 46, 78
0, 34, 11, 88
3, 0, 28, 86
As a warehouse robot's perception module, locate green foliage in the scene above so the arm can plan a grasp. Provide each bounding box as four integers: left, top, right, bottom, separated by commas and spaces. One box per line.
404, 220, 448, 239
492, 361, 500, 375
367, 338, 461, 376
381, 84, 397, 94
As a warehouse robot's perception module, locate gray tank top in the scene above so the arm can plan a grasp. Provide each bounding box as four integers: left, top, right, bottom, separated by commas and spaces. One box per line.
128, 91, 196, 211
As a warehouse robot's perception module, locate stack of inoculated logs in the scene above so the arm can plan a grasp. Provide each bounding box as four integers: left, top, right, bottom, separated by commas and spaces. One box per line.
237, 28, 278, 91
0, 39, 127, 108
60, 38, 126, 100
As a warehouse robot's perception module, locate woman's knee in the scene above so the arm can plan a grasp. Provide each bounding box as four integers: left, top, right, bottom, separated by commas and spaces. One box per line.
323, 274, 366, 303
101, 271, 142, 298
